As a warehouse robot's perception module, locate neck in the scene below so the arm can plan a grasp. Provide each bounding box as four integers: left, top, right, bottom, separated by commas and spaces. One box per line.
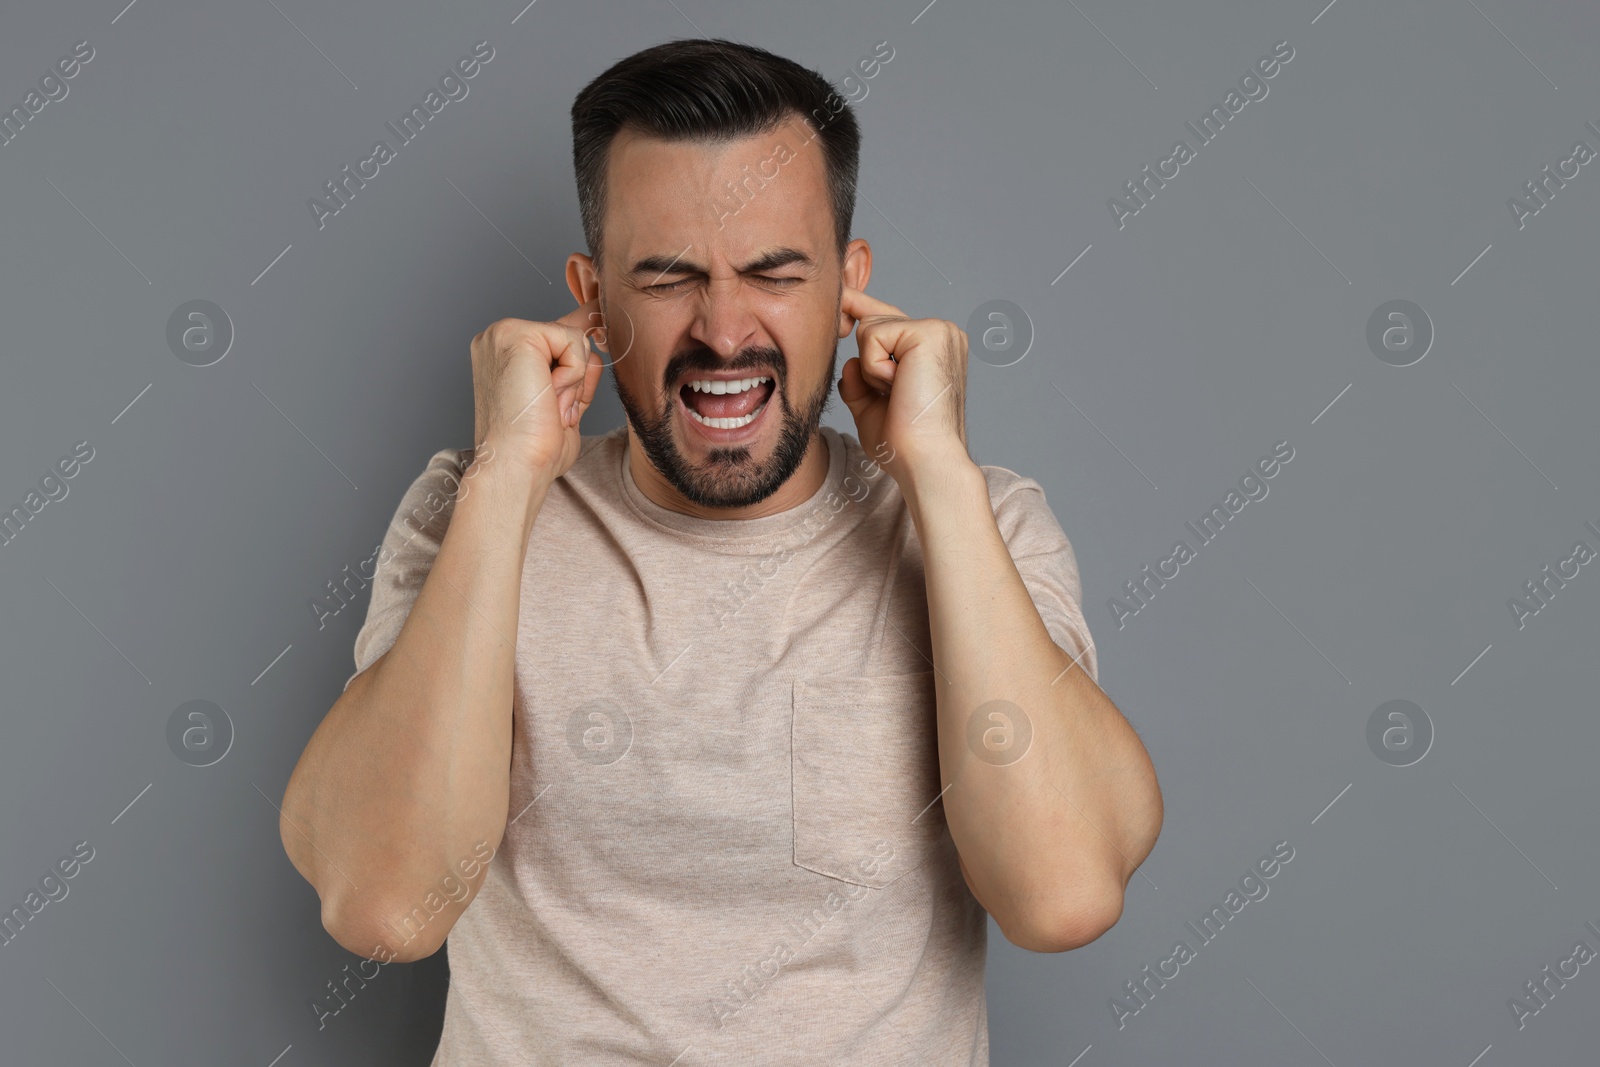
625, 428, 830, 520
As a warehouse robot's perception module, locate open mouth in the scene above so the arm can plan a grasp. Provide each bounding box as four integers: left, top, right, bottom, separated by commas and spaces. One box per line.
677, 375, 776, 433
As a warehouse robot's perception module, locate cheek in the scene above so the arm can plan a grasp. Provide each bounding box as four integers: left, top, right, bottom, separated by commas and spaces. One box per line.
756, 304, 817, 356
617, 359, 670, 403
767, 288, 835, 339
608, 300, 675, 385
606, 306, 640, 362
774, 314, 841, 397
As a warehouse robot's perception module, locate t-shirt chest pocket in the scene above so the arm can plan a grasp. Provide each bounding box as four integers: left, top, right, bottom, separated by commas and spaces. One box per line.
790, 671, 947, 889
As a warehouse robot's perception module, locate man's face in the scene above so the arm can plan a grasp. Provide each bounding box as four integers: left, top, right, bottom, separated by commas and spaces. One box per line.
576, 115, 867, 509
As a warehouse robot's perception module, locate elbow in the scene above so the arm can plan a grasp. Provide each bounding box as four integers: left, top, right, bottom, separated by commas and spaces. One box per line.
278, 827, 465, 964
997, 883, 1125, 954
275, 796, 447, 962
321, 895, 447, 964
280, 830, 450, 964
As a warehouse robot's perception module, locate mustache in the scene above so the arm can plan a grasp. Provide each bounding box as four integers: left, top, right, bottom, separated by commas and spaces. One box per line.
664, 345, 785, 387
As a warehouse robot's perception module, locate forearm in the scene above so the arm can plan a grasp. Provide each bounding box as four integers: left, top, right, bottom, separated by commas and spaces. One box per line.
901, 454, 1161, 951
281, 446, 552, 957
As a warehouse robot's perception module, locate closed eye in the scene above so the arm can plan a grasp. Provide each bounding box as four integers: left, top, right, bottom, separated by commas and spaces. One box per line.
645, 275, 803, 292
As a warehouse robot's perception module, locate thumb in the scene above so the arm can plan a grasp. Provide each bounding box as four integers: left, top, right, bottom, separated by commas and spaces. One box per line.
837, 356, 881, 413
838, 357, 885, 441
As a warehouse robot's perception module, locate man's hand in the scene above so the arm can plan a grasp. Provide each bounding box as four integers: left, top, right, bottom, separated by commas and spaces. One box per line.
836, 286, 970, 478
470, 300, 606, 480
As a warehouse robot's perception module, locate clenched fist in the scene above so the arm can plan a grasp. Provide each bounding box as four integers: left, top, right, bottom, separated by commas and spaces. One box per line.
470, 299, 607, 479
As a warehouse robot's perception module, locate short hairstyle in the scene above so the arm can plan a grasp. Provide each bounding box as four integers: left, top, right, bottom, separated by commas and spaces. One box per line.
570, 38, 860, 270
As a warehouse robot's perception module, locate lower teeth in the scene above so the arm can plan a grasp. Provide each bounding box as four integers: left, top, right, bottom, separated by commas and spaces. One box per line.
687, 400, 766, 430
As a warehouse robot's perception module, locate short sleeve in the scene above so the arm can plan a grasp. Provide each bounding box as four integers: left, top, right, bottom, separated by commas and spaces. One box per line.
342, 447, 471, 692
985, 468, 1099, 684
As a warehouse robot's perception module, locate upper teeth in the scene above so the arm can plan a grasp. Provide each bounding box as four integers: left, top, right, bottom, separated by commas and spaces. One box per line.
688, 376, 770, 394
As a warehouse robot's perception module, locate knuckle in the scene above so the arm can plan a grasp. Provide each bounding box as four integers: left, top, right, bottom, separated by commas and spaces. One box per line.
487, 317, 530, 342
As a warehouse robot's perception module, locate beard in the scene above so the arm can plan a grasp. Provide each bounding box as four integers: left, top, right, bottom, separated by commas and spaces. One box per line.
612, 341, 837, 509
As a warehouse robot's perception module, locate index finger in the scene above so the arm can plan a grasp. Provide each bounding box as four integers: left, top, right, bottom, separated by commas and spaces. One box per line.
840, 285, 904, 326
554, 296, 604, 336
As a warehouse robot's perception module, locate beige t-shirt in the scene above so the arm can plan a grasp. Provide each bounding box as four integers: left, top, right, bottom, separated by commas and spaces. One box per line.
344, 423, 1098, 1066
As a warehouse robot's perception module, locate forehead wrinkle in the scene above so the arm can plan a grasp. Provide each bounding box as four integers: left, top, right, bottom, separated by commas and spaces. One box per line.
628, 247, 814, 278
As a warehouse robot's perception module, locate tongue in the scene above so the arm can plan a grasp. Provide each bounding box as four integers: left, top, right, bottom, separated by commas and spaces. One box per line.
683, 380, 773, 419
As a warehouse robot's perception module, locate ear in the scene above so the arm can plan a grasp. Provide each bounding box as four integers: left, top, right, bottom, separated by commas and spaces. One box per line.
567, 252, 600, 305
838, 238, 872, 339
566, 253, 612, 354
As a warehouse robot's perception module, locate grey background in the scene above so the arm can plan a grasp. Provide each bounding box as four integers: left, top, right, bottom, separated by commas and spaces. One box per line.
1, 0, 1595, 1063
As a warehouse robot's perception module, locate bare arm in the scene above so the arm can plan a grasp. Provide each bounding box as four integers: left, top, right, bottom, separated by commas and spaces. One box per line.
834, 286, 1162, 954
280, 453, 551, 962
279, 305, 604, 963
906, 455, 1161, 954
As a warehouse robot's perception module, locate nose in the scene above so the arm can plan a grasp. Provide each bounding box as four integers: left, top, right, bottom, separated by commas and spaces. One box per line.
687, 276, 762, 360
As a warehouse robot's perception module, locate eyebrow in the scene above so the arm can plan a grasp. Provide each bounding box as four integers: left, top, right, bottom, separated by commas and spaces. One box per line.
628, 246, 814, 282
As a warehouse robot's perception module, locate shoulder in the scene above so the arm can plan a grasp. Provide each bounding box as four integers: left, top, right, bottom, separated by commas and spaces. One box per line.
565, 424, 627, 484
392, 445, 474, 509
976, 460, 1048, 511
412, 425, 626, 497
371, 447, 472, 555
973, 459, 1077, 559
829, 432, 1059, 523
971, 458, 1098, 675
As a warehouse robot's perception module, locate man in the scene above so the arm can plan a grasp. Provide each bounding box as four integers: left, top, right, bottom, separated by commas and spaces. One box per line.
281, 37, 1161, 1065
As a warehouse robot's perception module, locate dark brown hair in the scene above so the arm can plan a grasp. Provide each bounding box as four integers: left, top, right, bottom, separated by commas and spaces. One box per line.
571, 38, 861, 268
